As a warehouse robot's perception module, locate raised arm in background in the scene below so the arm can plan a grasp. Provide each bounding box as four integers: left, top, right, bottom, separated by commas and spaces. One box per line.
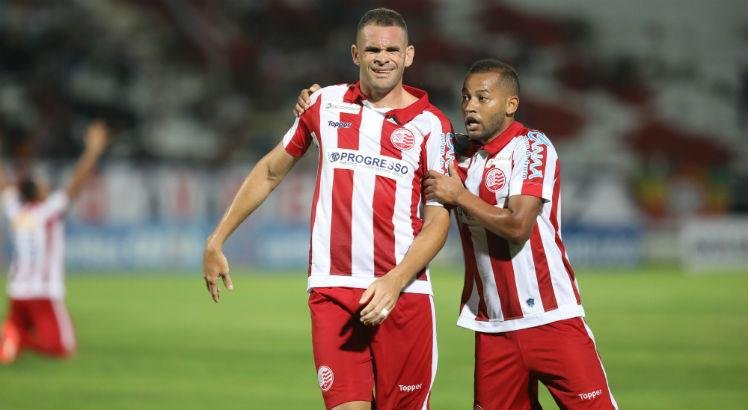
64, 120, 110, 200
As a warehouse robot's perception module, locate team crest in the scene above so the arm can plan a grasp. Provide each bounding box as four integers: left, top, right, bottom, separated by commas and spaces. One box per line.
318, 366, 334, 392
485, 168, 506, 193
390, 127, 415, 151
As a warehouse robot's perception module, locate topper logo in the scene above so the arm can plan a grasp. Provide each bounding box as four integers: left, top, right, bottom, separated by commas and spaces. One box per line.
391, 128, 415, 151
327, 120, 352, 128
578, 389, 602, 401
398, 384, 423, 393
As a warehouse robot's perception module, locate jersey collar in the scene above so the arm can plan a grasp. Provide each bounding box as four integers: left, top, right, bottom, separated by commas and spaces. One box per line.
343, 82, 430, 124
480, 121, 526, 155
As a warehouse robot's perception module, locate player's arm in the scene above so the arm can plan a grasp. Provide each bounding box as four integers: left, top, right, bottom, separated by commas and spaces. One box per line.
425, 162, 542, 244
293, 84, 321, 117
358, 204, 450, 325
64, 120, 109, 200
203, 142, 301, 302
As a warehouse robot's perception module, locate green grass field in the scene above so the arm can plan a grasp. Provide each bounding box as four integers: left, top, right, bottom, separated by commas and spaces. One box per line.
1, 267, 747, 409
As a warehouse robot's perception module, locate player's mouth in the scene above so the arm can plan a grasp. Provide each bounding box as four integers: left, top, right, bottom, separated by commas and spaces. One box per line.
371, 66, 395, 77
464, 117, 481, 132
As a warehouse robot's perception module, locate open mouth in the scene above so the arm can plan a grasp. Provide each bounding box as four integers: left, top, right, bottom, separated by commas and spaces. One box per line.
464, 117, 481, 130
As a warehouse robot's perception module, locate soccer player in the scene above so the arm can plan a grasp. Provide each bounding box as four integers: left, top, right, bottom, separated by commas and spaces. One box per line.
202, 8, 453, 410
0, 120, 110, 364
423, 59, 617, 409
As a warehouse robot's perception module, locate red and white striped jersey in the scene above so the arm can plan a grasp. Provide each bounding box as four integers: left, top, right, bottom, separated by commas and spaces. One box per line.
282, 82, 454, 295
455, 121, 584, 332
2, 188, 69, 300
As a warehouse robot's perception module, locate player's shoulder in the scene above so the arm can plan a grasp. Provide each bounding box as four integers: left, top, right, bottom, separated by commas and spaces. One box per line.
315, 83, 352, 101
43, 189, 70, 209
297, 84, 349, 121
517, 126, 555, 150
1, 185, 19, 206
416, 103, 453, 134
422, 102, 451, 123
1, 184, 18, 196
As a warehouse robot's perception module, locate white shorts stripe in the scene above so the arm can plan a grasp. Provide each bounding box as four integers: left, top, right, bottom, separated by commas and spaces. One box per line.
582, 319, 618, 410
51, 300, 76, 354
421, 294, 438, 410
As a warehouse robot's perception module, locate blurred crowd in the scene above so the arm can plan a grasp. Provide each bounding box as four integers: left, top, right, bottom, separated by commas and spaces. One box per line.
0, 0, 746, 221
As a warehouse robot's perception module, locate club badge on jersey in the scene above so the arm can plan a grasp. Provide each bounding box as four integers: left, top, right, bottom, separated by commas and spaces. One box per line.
390, 127, 415, 151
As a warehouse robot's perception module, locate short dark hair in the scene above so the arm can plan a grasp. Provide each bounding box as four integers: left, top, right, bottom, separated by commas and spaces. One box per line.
18, 178, 39, 203
468, 59, 520, 96
357, 8, 408, 42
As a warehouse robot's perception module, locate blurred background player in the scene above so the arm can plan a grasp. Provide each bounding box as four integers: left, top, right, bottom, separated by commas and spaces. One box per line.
424, 59, 617, 409
0, 120, 109, 364
203, 8, 453, 410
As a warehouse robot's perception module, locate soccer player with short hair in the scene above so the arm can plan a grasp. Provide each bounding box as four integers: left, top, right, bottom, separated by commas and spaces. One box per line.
202, 8, 454, 410
0, 120, 109, 364
424, 59, 617, 409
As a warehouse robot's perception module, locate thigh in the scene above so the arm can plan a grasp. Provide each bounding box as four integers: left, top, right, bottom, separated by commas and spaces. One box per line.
474, 331, 536, 410
370, 293, 436, 410
5, 299, 33, 340
27, 299, 76, 355
4, 299, 26, 327
2, 299, 28, 340
309, 288, 374, 410
522, 318, 617, 409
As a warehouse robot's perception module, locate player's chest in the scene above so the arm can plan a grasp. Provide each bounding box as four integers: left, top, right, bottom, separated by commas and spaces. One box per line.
463, 148, 515, 205
318, 107, 424, 180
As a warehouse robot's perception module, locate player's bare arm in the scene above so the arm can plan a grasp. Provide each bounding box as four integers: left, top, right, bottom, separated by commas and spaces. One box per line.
425, 162, 541, 245
203, 143, 300, 303
64, 120, 109, 200
293, 84, 322, 117
358, 204, 450, 325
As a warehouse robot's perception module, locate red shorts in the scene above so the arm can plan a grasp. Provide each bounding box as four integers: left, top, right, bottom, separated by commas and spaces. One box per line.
474, 317, 616, 410
2, 298, 76, 358
308, 287, 436, 410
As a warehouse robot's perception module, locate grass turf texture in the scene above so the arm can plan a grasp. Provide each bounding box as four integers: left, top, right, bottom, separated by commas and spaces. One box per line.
1, 267, 746, 409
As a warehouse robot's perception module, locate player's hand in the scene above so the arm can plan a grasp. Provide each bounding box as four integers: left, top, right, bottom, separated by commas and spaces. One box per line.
293, 83, 321, 117
358, 273, 405, 326
84, 120, 110, 153
203, 244, 234, 303
424, 161, 467, 205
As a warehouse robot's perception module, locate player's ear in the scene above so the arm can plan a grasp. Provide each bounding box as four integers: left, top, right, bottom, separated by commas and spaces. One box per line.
352, 44, 360, 66
404, 45, 414, 68
506, 95, 519, 116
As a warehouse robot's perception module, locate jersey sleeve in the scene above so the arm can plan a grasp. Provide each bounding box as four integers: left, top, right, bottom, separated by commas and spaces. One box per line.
2, 186, 21, 219
40, 190, 70, 218
282, 90, 322, 158
422, 113, 455, 207
508, 131, 557, 202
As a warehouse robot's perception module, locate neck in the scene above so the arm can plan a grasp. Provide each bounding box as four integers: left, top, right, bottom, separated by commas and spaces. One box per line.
481, 119, 515, 145
359, 81, 416, 109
